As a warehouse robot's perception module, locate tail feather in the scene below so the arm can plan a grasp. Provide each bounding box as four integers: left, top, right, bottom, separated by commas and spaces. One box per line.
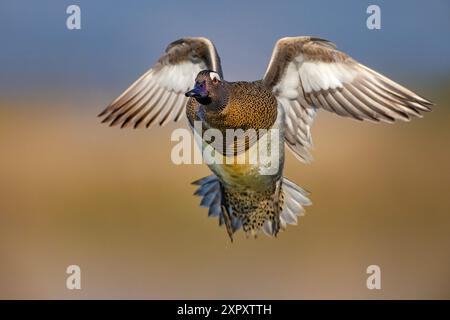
192, 175, 311, 240
192, 175, 241, 240
192, 175, 217, 186
262, 177, 311, 237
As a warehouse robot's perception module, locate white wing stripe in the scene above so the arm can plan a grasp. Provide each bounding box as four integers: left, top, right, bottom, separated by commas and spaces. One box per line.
298, 61, 358, 93
99, 37, 222, 128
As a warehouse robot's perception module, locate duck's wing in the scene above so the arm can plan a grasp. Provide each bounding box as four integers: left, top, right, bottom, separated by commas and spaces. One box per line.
263, 36, 433, 163
99, 37, 223, 128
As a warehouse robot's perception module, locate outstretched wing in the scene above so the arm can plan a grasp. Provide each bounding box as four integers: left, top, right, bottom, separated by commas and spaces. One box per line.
263, 36, 433, 162
99, 37, 223, 128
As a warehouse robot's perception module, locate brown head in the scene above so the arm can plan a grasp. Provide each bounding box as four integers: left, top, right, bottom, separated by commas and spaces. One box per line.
185, 70, 229, 111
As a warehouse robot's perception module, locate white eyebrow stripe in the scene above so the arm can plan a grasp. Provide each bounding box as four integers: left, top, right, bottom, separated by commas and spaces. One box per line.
209, 72, 221, 81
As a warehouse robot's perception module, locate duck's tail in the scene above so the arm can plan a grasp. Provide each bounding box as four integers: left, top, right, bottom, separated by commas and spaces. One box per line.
192, 175, 311, 240
191, 176, 241, 241
268, 177, 312, 235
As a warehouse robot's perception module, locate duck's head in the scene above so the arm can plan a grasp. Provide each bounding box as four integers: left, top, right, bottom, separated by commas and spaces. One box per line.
185, 70, 228, 109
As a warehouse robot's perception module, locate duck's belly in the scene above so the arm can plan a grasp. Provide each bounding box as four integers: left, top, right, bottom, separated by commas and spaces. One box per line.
195, 105, 285, 191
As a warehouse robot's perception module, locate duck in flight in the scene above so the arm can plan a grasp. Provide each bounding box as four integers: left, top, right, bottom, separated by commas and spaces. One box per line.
99, 37, 433, 241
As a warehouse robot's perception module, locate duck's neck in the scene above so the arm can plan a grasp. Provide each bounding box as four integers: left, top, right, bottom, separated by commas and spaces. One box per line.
201, 86, 230, 131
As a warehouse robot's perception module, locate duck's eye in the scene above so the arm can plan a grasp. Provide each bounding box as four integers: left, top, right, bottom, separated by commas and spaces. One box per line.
209, 72, 221, 83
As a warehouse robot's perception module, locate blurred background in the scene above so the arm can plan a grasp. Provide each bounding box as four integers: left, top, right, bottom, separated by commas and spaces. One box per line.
0, 0, 449, 299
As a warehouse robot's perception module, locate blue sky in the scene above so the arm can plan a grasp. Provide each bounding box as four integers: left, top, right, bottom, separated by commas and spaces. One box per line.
0, 0, 449, 101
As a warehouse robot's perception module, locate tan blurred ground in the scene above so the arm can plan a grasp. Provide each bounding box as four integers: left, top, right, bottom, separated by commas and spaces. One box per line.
0, 82, 449, 299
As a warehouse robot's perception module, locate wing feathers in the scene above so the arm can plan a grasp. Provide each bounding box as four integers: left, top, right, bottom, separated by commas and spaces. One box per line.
99, 37, 222, 129
263, 36, 433, 162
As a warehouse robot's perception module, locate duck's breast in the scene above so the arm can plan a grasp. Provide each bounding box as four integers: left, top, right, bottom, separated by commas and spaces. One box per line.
199, 104, 285, 191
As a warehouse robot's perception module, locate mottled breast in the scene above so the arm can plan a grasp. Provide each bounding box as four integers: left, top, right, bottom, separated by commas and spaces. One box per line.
186, 81, 278, 131
186, 81, 284, 191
